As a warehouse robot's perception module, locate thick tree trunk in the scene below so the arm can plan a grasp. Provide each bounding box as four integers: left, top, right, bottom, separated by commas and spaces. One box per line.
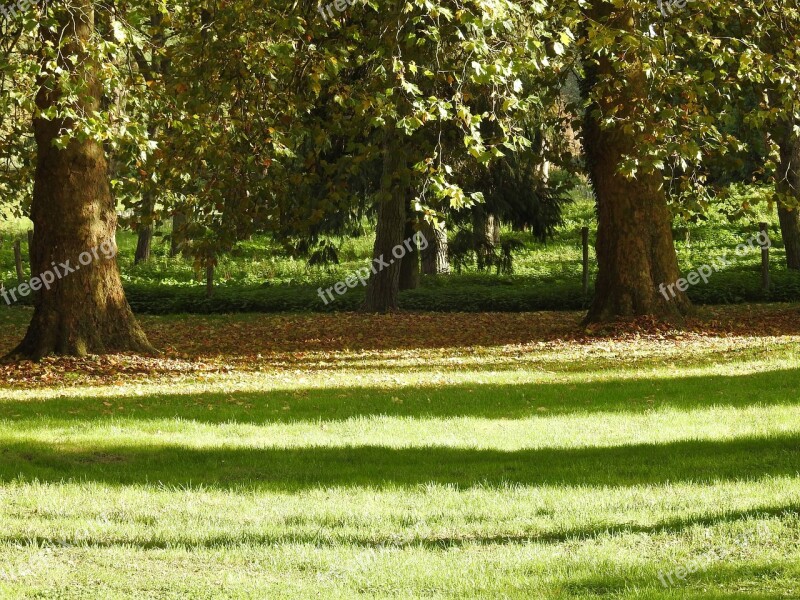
581, 4, 688, 323
776, 120, 800, 270
778, 205, 800, 270
399, 204, 419, 290
421, 221, 450, 275
11, 0, 153, 359
363, 132, 407, 312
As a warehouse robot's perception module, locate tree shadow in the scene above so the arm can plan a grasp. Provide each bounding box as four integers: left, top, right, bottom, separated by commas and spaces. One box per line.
1, 368, 799, 425
1, 502, 795, 552
1, 434, 798, 491
563, 560, 796, 599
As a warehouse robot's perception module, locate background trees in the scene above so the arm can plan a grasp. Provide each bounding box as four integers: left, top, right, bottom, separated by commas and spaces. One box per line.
1, 0, 799, 356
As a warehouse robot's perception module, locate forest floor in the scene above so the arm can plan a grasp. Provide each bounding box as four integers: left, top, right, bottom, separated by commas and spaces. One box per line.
0, 305, 799, 598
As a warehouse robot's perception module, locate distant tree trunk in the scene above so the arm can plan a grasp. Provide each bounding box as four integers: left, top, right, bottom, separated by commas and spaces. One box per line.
11, 0, 153, 359
473, 208, 498, 271
363, 131, 407, 312
171, 211, 187, 258
135, 227, 153, 264
399, 203, 419, 290
421, 221, 450, 275
581, 3, 688, 323
775, 120, 800, 270
205, 258, 215, 298
134, 13, 166, 267
134, 196, 154, 265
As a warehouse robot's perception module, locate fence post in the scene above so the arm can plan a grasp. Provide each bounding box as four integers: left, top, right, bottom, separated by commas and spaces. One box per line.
26, 230, 33, 275
759, 222, 770, 293
13, 240, 25, 284
581, 226, 590, 295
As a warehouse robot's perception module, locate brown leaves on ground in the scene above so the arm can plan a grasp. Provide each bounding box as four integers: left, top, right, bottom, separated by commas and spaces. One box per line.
0, 304, 798, 389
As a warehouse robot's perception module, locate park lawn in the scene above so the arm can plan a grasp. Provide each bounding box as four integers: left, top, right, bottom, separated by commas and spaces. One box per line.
0, 307, 799, 598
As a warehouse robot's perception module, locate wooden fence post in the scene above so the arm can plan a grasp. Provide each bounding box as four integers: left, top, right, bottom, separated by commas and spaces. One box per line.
759, 222, 770, 293
13, 240, 25, 284
581, 226, 590, 295
26, 230, 33, 275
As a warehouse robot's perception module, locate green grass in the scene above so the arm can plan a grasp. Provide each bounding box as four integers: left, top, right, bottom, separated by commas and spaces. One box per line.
0, 312, 799, 598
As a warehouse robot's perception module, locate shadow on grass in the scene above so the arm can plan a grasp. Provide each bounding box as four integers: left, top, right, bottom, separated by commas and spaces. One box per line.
1, 503, 796, 552
563, 561, 797, 599
1, 434, 798, 490
1, 368, 799, 425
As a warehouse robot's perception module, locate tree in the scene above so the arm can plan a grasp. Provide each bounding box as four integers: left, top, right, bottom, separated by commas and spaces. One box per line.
131, 12, 169, 265
357, 0, 538, 309
10, 0, 152, 358
578, 1, 689, 322
775, 119, 800, 270
420, 220, 450, 275
364, 131, 408, 311
399, 199, 420, 291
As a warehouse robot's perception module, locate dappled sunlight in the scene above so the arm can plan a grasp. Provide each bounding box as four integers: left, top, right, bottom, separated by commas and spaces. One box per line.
2, 477, 797, 550
4, 405, 800, 452
0, 352, 799, 404
2, 307, 800, 597
2, 306, 800, 391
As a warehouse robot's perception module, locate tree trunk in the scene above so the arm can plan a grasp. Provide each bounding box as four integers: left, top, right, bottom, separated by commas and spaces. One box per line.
134, 223, 153, 265
205, 259, 215, 298
421, 220, 450, 275
170, 211, 187, 258
399, 203, 419, 290
775, 120, 800, 270
11, 0, 153, 359
363, 131, 407, 312
134, 13, 166, 267
581, 4, 688, 323
473, 208, 498, 271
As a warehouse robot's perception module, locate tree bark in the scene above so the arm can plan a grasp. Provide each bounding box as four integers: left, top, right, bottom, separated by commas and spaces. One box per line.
134, 221, 153, 265
473, 207, 498, 271
363, 131, 407, 312
420, 220, 450, 275
399, 203, 419, 290
581, 4, 688, 323
205, 258, 215, 298
775, 120, 800, 270
11, 0, 153, 359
